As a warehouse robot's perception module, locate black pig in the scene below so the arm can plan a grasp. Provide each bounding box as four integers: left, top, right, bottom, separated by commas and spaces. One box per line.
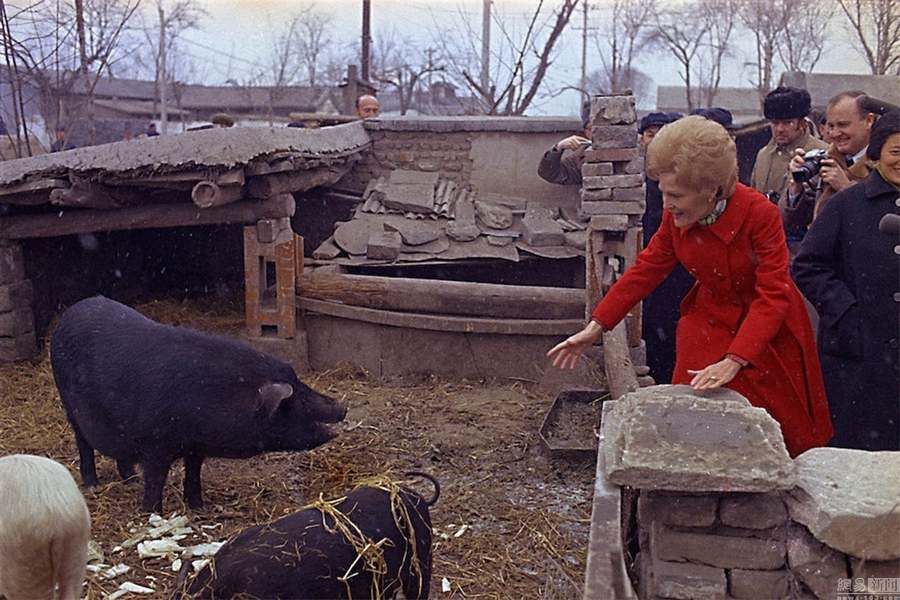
50, 296, 346, 513
179, 472, 440, 600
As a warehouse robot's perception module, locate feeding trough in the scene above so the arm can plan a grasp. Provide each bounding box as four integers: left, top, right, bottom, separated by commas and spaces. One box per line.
539, 388, 609, 460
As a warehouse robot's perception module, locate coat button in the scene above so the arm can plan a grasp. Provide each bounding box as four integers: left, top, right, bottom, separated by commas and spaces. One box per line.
708, 318, 716, 326
891, 339, 899, 349
894, 292, 900, 303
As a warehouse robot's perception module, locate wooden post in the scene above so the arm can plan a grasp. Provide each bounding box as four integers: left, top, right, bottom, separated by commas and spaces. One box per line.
244, 220, 296, 339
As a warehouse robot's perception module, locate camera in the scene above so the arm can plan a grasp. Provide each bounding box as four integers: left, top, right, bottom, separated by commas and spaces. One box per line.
765, 191, 781, 205
792, 149, 828, 183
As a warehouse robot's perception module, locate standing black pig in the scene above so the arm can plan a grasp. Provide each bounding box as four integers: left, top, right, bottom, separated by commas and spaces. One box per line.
179, 472, 440, 600
50, 296, 346, 513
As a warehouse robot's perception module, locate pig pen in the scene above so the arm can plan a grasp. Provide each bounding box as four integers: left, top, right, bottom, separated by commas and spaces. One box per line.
0, 293, 598, 599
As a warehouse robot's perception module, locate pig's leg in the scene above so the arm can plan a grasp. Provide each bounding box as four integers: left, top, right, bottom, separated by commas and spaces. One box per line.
140, 458, 174, 513
116, 460, 136, 481
72, 423, 98, 487
183, 454, 205, 509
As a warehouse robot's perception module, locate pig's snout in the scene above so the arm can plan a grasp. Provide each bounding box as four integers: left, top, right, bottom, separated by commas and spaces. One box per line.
309, 391, 346, 424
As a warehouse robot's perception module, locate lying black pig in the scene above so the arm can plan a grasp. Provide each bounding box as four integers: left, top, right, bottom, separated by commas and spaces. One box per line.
50, 296, 346, 513
179, 472, 440, 600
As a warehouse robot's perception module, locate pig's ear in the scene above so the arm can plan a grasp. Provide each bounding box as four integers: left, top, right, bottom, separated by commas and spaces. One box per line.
258, 383, 294, 417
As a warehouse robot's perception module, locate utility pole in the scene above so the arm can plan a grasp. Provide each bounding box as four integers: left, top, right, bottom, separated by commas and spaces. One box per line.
361, 0, 371, 82
480, 0, 490, 97
580, 0, 588, 105
158, 5, 168, 134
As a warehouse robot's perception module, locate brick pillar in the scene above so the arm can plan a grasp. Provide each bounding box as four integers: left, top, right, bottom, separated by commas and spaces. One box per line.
0, 240, 37, 362
582, 93, 646, 351
243, 218, 296, 339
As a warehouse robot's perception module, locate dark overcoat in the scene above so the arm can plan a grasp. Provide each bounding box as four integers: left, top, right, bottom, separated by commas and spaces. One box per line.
792, 170, 900, 451
642, 176, 694, 383
593, 183, 833, 456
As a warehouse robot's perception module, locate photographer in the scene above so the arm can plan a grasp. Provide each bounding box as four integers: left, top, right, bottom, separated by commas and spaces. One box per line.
537, 103, 592, 186
782, 91, 875, 240
751, 87, 827, 212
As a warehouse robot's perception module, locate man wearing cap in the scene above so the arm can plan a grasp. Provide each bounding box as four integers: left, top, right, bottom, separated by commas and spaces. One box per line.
638, 112, 671, 152
751, 87, 827, 211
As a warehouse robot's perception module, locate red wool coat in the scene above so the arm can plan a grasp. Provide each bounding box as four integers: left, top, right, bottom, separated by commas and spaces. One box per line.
592, 183, 832, 456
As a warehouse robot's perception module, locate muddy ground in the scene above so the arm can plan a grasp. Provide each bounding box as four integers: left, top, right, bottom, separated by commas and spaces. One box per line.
0, 295, 602, 599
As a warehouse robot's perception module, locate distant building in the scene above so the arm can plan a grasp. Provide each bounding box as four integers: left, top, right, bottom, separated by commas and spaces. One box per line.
778, 71, 900, 113
656, 85, 763, 126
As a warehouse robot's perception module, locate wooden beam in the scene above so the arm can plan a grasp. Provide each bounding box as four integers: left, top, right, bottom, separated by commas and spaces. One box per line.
0, 194, 295, 240
191, 181, 243, 208
602, 322, 639, 400
104, 167, 245, 189
49, 178, 144, 209
300, 297, 583, 335
246, 166, 348, 199
0, 177, 69, 198
298, 272, 584, 320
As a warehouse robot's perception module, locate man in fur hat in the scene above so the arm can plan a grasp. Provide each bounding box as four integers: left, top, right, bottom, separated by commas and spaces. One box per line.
752, 87, 827, 203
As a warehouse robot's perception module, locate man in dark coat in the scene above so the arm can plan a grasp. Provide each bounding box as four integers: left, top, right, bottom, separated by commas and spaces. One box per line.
792, 110, 900, 451
641, 111, 692, 383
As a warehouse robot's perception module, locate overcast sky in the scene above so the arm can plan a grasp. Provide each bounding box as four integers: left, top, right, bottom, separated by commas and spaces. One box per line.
180, 0, 873, 115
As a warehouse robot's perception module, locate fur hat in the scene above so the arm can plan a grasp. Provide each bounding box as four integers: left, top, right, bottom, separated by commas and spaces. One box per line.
764, 87, 811, 120
639, 112, 671, 133
210, 113, 235, 127
867, 109, 900, 161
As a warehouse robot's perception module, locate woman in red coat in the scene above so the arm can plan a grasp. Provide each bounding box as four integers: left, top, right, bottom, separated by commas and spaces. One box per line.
548, 116, 832, 457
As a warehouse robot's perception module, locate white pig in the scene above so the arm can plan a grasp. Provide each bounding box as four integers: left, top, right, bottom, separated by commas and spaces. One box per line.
0, 454, 90, 600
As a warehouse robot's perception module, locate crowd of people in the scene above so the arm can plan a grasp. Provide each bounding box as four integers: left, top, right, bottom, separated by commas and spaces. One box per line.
543, 87, 899, 454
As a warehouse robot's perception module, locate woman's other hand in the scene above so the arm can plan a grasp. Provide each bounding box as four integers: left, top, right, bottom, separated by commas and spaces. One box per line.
688, 357, 743, 390
547, 321, 604, 370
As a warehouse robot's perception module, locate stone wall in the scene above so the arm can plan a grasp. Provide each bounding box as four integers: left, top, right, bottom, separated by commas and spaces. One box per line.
340, 117, 584, 208
589, 385, 900, 600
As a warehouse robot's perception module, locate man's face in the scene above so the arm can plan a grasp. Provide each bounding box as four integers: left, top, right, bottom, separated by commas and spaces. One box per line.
357, 98, 380, 118
770, 118, 805, 147
640, 126, 660, 149
826, 98, 873, 156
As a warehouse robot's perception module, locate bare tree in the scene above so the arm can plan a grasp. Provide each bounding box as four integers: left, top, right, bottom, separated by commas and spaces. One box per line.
651, 4, 707, 111
295, 3, 331, 86
738, 0, 790, 102
592, 0, 656, 95
0, 0, 141, 151
651, 0, 738, 111
695, 0, 739, 107
432, 0, 579, 115
836, 0, 899, 74
778, 0, 833, 73
138, 0, 205, 128
585, 66, 654, 107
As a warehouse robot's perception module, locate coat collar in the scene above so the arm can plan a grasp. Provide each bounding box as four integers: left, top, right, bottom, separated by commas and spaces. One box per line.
675, 183, 754, 245
865, 169, 900, 200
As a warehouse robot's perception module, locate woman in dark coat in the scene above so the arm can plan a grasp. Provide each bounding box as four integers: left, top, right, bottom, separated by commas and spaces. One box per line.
792, 110, 900, 451
549, 116, 833, 457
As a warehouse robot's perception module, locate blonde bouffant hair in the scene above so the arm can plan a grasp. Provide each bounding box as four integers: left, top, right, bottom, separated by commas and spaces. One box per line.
646, 115, 738, 199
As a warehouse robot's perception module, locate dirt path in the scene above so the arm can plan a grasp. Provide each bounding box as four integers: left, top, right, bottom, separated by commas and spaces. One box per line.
0, 296, 597, 599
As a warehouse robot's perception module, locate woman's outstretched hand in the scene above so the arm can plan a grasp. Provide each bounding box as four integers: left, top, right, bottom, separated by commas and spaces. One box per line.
688, 357, 742, 390
547, 321, 604, 370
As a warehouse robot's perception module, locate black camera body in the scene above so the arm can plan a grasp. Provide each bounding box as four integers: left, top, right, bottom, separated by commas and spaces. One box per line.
792, 149, 828, 183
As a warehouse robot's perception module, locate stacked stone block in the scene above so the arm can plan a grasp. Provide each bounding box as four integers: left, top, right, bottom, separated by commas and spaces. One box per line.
0, 240, 36, 362
581, 95, 645, 217
598, 386, 900, 600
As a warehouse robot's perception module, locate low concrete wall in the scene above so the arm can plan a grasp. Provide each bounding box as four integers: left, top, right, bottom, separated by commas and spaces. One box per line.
339, 116, 583, 209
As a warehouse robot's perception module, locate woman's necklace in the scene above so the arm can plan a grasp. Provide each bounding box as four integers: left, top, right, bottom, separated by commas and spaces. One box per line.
699, 197, 729, 226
